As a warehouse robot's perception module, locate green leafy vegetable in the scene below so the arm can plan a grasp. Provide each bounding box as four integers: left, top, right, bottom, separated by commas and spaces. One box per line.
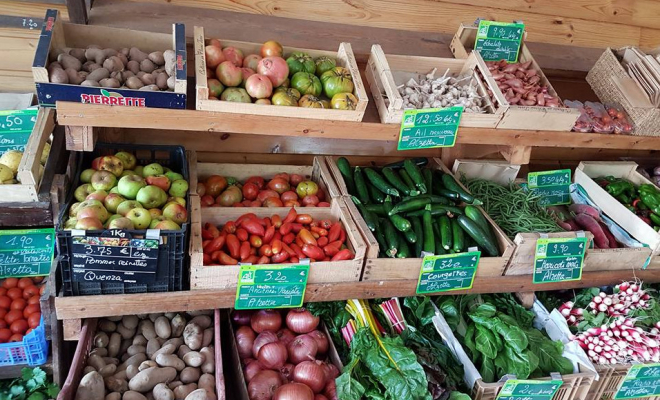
0, 367, 59, 400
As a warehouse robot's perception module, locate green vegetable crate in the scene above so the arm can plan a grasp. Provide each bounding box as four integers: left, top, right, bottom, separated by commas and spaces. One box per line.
324, 156, 514, 282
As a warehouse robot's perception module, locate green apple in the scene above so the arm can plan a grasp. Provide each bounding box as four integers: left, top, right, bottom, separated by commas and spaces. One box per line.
169, 180, 189, 197
115, 151, 137, 170
154, 220, 180, 230
76, 200, 109, 223
166, 197, 186, 207
149, 216, 166, 229
64, 217, 78, 230
75, 217, 103, 230
69, 202, 81, 218
163, 203, 188, 225
80, 168, 96, 183
74, 183, 94, 202
105, 214, 122, 228
116, 200, 142, 217
142, 163, 164, 178
134, 165, 144, 176
86, 190, 108, 202
117, 175, 146, 200
109, 186, 120, 194
136, 185, 167, 209
126, 207, 152, 229
163, 167, 172, 173
165, 171, 184, 182
108, 216, 135, 230
104, 193, 126, 213
91, 170, 117, 191
121, 170, 138, 177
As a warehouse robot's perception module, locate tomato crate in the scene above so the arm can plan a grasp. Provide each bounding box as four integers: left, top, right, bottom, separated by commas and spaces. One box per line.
0, 316, 48, 367
193, 26, 368, 121
56, 143, 192, 296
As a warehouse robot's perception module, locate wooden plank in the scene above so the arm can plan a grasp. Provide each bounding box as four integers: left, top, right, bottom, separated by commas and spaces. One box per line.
64, 0, 86, 24
55, 269, 660, 320
0, 358, 52, 379
0, 1, 68, 19
62, 318, 81, 341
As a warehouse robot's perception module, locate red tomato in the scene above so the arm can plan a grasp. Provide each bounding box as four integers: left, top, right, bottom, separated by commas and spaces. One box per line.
23, 304, 39, 319
263, 197, 284, 207
4, 310, 23, 324
6, 288, 22, 300
280, 191, 299, 203
242, 183, 259, 201
1, 278, 17, 289
267, 178, 290, 194
0, 321, 7, 329
0, 328, 11, 342
17, 278, 33, 289
32, 277, 44, 284
0, 288, 6, 296
204, 175, 228, 198
27, 295, 40, 305
257, 190, 279, 203
27, 313, 40, 329
10, 319, 28, 334
9, 333, 23, 342
0, 309, 6, 320
272, 172, 290, 182
22, 285, 39, 299
245, 176, 265, 189
0, 296, 10, 309
10, 299, 26, 311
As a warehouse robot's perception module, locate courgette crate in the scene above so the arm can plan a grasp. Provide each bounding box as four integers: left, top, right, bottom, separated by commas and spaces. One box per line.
32, 9, 186, 109
193, 25, 368, 121
56, 143, 192, 296
324, 156, 514, 282
0, 316, 48, 367
365, 44, 504, 127
450, 22, 580, 131
189, 195, 366, 289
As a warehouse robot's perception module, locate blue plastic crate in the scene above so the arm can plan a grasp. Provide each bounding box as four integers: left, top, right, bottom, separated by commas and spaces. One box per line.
0, 316, 48, 366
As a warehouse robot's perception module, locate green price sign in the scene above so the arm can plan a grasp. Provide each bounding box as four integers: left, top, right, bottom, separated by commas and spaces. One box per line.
235, 264, 309, 310
0, 228, 55, 278
614, 363, 660, 399
496, 379, 563, 400
533, 237, 587, 284
528, 186, 571, 206
528, 170, 571, 188
416, 251, 480, 294
0, 109, 38, 155
398, 107, 463, 151
474, 20, 525, 63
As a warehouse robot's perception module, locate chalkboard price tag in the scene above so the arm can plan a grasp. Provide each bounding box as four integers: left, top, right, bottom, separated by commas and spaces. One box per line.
0, 228, 54, 278
496, 379, 563, 400
398, 107, 463, 150
235, 264, 309, 310
528, 170, 571, 188
474, 20, 525, 63
614, 363, 660, 399
70, 233, 159, 284
416, 251, 480, 294
0, 109, 38, 155
533, 237, 587, 284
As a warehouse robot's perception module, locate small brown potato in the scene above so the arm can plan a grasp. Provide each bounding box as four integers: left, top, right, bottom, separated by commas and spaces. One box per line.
88, 354, 106, 371
95, 332, 110, 348
153, 383, 175, 400
58, 53, 82, 71
127, 345, 146, 356
83, 366, 96, 375
123, 71, 136, 80
126, 365, 139, 381
156, 72, 169, 90
146, 338, 162, 359
140, 320, 157, 340
155, 354, 185, 371
162, 338, 183, 349
167, 76, 175, 91
121, 47, 130, 57
201, 329, 212, 348
152, 343, 177, 360
123, 391, 147, 400
69, 48, 86, 62
140, 59, 156, 73
189, 316, 212, 330
173, 383, 197, 400
114, 370, 128, 381
133, 335, 148, 347
87, 67, 110, 82
149, 51, 165, 66
83, 62, 102, 73
197, 374, 214, 393
168, 381, 183, 390
87, 44, 101, 49
163, 313, 176, 320
120, 339, 133, 357
66, 68, 88, 85
47, 61, 63, 72
117, 53, 129, 66
103, 357, 120, 366
179, 367, 200, 384
182, 352, 204, 368
128, 78, 147, 90
128, 366, 177, 392
140, 73, 156, 86
127, 60, 141, 75
129, 47, 148, 63
177, 345, 191, 359
164, 50, 176, 76
117, 323, 137, 339
147, 393, 155, 400
99, 364, 117, 377
170, 315, 186, 338
183, 324, 203, 351
84, 48, 104, 63
155, 316, 171, 339
107, 316, 123, 322
118, 353, 147, 372
99, 320, 118, 333
153, 68, 166, 75
183, 389, 210, 400
106, 393, 122, 400
90, 348, 108, 358
138, 360, 158, 371
100, 76, 120, 87
49, 68, 69, 84
104, 56, 125, 73
81, 79, 100, 87
108, 333, 123, 357
123, 315, 139, 330
75, 371, 105, 400
199, 347, 214, 374
105, 376, 129, 394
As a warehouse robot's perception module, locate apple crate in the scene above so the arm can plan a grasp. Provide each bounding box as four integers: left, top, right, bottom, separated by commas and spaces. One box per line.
450, 22, 579, 131
324, 156, 514, 282
193, 26, 368, 121
56, 143, 192, 296
365, 44, 503, 127
32, 9, 186, 109
58, 310, 225, 400
196, 156, 339, 209
189, 196, 366, 290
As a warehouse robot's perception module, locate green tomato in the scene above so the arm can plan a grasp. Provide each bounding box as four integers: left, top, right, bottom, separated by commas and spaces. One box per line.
286, 52, 315, 76
320, 67, 354, 99
272, 88, 300, 106
298, 95, 328, 108
290, 72, 322, 97
314, 56, 337, 76
330, 93, 358, 110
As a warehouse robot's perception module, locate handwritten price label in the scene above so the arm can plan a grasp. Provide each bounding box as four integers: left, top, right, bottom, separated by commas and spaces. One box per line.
0, 228, 54, 278
496, 379, 562, 400
416, 251, 480, 294
398, 107, 463, 150
0, 109, 38, 155
474, 20, 525, 63
614, 363, 660, 399
533, 237, 587, 284
235, 264, 309, 309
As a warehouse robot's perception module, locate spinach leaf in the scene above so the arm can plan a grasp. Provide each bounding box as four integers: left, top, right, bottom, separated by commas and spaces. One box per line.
471, 303, 496, 318
504, 344, 532, 379
479, 356, 496, 383
463, 323, 477, 359
475, 325, 498, 359
526, 329, 573, 376
493, 319, 528, 352
436, 297, 460, 331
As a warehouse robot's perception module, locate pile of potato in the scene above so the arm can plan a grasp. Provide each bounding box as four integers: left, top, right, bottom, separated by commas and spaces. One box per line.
75, 311, 216, 400
48, 46, 177, 91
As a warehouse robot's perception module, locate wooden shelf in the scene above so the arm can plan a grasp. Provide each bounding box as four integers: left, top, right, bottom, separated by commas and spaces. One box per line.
0, 358, 53, 380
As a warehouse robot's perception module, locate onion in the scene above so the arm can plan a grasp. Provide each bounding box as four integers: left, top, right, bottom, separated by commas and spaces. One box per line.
233, 310, 254, 326
252, 309, 283, 333
315, 395, 329, 400
287, 334, 318, 364
277, 328, 297, 346
248, 370, 282, 400
258, 341, 288, 369
323, 363, 339, 381
324, 380, 337, 400
236, 326, 257, 360
293, 361, 327, 393
279, 363, 295, 382
286, 309, 320, 333
244, 359, 263, 383
273, 383, 314, 400
253, 331, 279, 358
307, 330, 328, 355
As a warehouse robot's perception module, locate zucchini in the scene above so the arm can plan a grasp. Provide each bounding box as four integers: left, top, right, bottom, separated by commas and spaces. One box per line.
383, 157, 428, 169
404, 159, 427, 194
416, 194, 450, 205
423, 168, 433, 196
381, 219, 399, 258
368, 184, 385, 203
365, 203, 387, 216
432, 176, 445, 196
405, 204, 464, 217
389, 197, 431, 215
352, 196, 378, 232
436, 188, 461, 201
438, 215, 452, 251
398, 169, 419, 197
397, 235, 411, 258
383, 196, 412, 232
410, 216, 424, 258
464, 205, 496, 244
432, 220, 445, 256
451, 218, 465, 253
353, 166, 370, 205
422, 207, 435, 254
441, 174, 482, 205
403, 228, 417, 244
364, 168, 399, 197
374, 223, 387, 252
457, 215, 499, 256
336, 157, 357, 195
383, 167, 418, 196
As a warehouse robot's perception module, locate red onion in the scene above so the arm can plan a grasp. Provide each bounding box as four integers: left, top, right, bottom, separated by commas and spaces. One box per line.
252, 309, 282, 333
307, 330, 328, 355
258, 341, 288, 369
324, 380, 337, 400
279, 363, 295, 382
253, 331, 278, 358
236, 326, 257, 360
286, 309, 319, 333
287, 334, 318, 364
277, 328, 297, 346
273, 383, 314, 400
315, 395, 329, 400
322, 363, 339, 381
244, 359, 263, 383
293, 361, 327, 393
233, 310, 254, 326
248, 370, 282, 400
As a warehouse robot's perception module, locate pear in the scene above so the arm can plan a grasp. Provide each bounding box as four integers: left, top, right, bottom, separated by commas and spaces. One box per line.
0, 164, 13, 182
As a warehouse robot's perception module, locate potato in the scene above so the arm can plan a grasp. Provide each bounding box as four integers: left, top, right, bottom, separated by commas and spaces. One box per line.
152, 343, 177, 360
183, 389, 209, 400
130, 47, 148, 63
128, 367, 177, 392
199, 347, 214, 374
117, 53, 129, 67
105, 376, 129, 393
107, 316, 123, 322
95, 332, 110, 348
88, 354, 106, 371
84, 48, 104, 64
128, 345, 147, 356
104, 56, 125, 73
147, 393, 155, 400
156, 72, 169, 90
87, 67, 110, 82
152, 383, 175, 400
201, 329, 213, 348
162, 338, 183, 349
100, 77, 120, 88
133, 335, 147, 346
123, 315, 139, 330
140, 73, 156, 86
173, 383, 197, 400
126, 365, 139, 381
139, 360, 158, 371
168, 381, 183, 390
117, 322, 137, 339
189, 316, 212, 330
140, 59, 156, 73
69, 48, 87, 62
58, 53, 82, 71
48, 61, 63, 72
182, 352, 204, 368
90, 348, 108, 358
149, 51, 165, 66
139, 84, 159, 91
124, 71, 135, 80
83, 62, 102, 73
147, 338, 162, 359
106, 393, 122, 400
118, 353, 147, 372
83, 366, 96, 375
140, 320, 157, 340
120, 339, 133, 357
197, 374, 214, 394
127, 60, 141, 75
103, 357, 120, 366
155, 316, 171, 339
49, 68, 69, 84
114, 370, 128, 381
121, 47, 130, 57
99, 364, 118, 377
177, 345, 191, 359
108, 333, 122, 357
75, 371, 105, 400
167, 76, 175, 91
164, 50, 176, 76
179, 367, 200, 384
123, 391, 147, 400
100, 320, 118, 333
183, 324, 203, 351
155, 353, 185, 371
66, 68, 88, 85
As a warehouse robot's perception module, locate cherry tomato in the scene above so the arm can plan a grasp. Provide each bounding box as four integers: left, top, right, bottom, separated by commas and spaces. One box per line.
9, 333, 23, 342
1, 278, 18, 289
10, 319, 28, 334
0, 296, 10, 309
10, 299, 26, 311
23, 304, 39, 319
27, 313, 41, 329
27, 295, 40, 305
4, 310, 23, 324
17, 278, 33, 289
22, 285, 39, 299
0, 328, 11, 343
6, 288, 22, 300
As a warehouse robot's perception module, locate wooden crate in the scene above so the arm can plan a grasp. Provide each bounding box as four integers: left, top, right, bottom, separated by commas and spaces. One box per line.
365, 44, 504, 127
450, 23, 580, 131
32, 9, 187, 109
585, 364, 659, 400
325, 156, 514, 281
193, 25, 368, 121
189, 195, 366, 290
575, 161, 660, 256
196, 156, 339, 209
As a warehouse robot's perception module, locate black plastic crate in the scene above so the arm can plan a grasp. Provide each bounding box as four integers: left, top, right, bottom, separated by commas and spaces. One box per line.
56, 143, 190, 296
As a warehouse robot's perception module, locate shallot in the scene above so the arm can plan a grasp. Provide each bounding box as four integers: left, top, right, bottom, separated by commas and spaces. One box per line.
482, 59, 561, 107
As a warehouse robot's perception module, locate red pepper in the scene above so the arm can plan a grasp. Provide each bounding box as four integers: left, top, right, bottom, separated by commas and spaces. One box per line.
236, 228, 248, 242
226, 234, 240, 259
632, 199, 641, 208
302, 244, 325, 260
283, 208, 297, 224
328, 223, 342, 242
240, 241, 251, 261
331, 249, 354, 261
